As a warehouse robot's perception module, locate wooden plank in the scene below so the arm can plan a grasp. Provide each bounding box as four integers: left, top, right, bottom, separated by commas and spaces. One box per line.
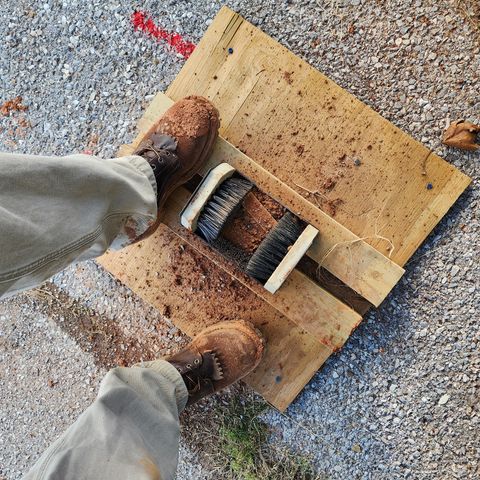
120, 93, 405, 308
98, 225, 331, 411
264, 225, 319, 294
166, 6, 471, 267
161, 187, 362, 351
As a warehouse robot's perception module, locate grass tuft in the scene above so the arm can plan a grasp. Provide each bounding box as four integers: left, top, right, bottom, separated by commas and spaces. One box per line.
211, 397, 324, 480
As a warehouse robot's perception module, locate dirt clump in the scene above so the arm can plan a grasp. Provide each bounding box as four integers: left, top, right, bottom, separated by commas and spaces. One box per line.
0, 96, 28, 115
222, 190, 277, 254
251, 188, 286, 220
283, 71, 293, 85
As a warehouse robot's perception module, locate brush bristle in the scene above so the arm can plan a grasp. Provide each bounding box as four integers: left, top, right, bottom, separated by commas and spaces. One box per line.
246, 212, 303, 283
196, 177, 253, 243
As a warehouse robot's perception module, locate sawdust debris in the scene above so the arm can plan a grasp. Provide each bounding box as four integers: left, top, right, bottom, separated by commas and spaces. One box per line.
283, 71, 293, 85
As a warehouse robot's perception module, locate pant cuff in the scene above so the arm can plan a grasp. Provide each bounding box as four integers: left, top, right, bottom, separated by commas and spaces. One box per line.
123, 154, 158, 200
139, 359, 189, 412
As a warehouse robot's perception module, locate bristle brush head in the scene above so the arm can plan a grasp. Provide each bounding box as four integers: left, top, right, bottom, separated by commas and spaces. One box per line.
196, 177, 253, 243
246, 212, 303, 283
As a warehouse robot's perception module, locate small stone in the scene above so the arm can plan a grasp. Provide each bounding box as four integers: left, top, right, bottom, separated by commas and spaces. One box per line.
450, 265, 460, 276
438, 394, 450, 405
352, 443, 362, 453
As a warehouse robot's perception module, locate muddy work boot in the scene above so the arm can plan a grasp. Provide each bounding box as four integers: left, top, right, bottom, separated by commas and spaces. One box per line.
134, 95, 220, 212
166, 321, 265, 406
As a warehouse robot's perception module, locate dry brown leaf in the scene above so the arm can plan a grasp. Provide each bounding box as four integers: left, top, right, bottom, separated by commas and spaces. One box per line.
442, 119, 480, 151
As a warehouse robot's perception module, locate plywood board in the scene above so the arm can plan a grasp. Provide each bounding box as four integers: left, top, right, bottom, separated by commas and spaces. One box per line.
167, 6, 471, 267
99, 225, 331, 411
103, 92, 397, 408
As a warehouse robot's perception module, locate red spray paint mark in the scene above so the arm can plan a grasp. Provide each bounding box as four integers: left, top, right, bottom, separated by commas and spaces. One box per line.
131, 11, 196, 59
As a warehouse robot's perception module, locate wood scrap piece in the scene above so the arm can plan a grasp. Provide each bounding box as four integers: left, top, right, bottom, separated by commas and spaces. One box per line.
180, 162, 236, 231
98, 225, 331, 411
264, 225, 318, 294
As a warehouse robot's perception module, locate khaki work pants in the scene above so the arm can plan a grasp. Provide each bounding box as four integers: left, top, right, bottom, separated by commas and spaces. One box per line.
0, 152, 189, 480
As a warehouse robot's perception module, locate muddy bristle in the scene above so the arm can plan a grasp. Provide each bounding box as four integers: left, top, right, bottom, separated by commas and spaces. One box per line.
196, 177, 253, 243
246, 212, 303, 283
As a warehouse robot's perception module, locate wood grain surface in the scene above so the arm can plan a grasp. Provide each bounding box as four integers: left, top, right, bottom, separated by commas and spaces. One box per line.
167, 7, 471, 267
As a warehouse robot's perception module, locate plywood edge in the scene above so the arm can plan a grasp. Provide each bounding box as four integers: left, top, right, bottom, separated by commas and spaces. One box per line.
395, 163, 472, 265
246, 340, 332, 412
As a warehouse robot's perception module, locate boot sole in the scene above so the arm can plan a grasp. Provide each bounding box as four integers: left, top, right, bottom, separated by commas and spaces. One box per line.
193, 319, 266, 374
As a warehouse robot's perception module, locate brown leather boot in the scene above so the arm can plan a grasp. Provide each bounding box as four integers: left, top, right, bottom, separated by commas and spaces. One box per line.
166, 321, 265, 406
134, 95, 220, 211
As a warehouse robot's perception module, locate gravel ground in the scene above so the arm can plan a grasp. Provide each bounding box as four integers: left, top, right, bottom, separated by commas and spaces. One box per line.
1, 1, 479, 479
